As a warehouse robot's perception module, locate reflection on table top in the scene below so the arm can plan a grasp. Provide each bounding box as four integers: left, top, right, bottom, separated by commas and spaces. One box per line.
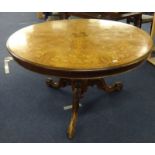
7, 19, 153, 70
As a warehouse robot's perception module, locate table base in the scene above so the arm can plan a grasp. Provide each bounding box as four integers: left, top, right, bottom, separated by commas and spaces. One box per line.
46, 78, 123, 139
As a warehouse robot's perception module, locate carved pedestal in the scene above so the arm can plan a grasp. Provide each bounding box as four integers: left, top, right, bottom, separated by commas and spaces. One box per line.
46, 78, 123, 139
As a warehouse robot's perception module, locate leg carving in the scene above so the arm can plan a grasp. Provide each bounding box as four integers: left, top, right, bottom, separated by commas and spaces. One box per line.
67, 84, 81, 139
95, 79, 123, 93
46, 78, 69, 89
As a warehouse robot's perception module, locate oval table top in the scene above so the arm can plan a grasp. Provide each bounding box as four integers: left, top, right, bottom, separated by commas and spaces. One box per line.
7, 19, 153, 78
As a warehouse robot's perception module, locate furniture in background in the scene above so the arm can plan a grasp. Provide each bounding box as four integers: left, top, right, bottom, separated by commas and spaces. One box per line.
36, 12, 59, 21
36, 12, 142, 27
127, 13, 154, 33
59, 12, 142, 27
7, 19, 152, 139
148, 13, 155, 65
36, 12, 45, 19
142, 14, 153, 28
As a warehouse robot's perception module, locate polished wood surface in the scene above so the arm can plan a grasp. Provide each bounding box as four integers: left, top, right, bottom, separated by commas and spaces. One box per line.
7, 19, 152, 73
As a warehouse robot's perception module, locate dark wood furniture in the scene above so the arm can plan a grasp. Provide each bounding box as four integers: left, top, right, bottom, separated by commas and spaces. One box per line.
59, 12, 142, 27
6, 19, 152, 139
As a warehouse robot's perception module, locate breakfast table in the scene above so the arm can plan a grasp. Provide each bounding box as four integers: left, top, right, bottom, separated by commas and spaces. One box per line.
6, 19, 153, 139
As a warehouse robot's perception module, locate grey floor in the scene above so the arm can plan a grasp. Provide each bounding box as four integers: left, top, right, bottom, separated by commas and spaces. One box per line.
0, 12, 155, 143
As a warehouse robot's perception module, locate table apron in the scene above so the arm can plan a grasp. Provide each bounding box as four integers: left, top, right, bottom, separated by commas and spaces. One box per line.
13, 56, 146, 79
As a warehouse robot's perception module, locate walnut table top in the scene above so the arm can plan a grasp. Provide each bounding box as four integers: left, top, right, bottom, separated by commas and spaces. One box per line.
7, 19, 153, 78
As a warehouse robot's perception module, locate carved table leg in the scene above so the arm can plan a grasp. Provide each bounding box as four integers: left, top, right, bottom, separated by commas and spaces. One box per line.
46, 78, 123, 139
67, 81, 81, 139
94, 78, 123, 93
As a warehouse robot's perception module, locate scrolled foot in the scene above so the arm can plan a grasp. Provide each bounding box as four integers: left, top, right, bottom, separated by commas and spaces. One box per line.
113, 82, 123, 91
46, 78, 69, 89
46, 78, 61, 89
95, 79, 123, 93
